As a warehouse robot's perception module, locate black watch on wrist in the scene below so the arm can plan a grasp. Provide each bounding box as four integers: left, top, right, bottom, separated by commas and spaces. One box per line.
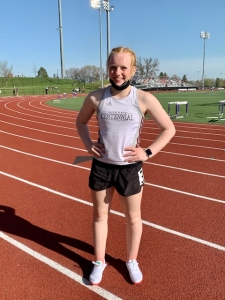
145, 148, 152, 158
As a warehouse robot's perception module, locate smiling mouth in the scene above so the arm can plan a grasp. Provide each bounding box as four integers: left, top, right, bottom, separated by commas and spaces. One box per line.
114, 79, 124, 84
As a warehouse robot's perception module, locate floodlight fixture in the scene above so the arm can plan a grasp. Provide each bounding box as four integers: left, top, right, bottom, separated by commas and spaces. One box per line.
90, 0, 101, 9
200, 31, 210, 39
200, 31, 210, 89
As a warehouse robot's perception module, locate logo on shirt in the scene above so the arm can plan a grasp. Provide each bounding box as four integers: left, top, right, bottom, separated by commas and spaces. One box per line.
101, 111, 134, 121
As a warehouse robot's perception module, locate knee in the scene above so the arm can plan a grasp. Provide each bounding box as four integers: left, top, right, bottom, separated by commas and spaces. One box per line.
126, 213, 142, 226
93, 209, 109, 222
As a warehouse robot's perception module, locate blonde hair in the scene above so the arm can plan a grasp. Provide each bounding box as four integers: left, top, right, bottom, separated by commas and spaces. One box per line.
106, 46, 137, 72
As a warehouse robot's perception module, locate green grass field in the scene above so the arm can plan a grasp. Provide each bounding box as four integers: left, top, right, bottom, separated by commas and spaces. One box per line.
46, 90, 225, 125
0, 76, 101, 96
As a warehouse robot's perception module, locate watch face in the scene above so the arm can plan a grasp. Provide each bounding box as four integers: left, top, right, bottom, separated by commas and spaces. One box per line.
146, 149, 152, 156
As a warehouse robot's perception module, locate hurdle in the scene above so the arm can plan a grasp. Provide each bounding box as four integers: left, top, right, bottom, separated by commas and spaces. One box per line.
168, 101, 189, 119
207, 100, 225, 120
53, 93, 61, 103
219, 100, 225, 118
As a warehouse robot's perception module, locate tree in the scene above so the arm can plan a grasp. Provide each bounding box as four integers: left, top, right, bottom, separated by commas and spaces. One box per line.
171, 74, 180, 81
65, 65, 107, 84
144, 58, 159, 77
204, 78, 214, 88
37, 67, 49, 78
0, 60, 13, 86
182, 74, 188, 83
159, 72, 168, 78
136, 57, 145, 76
136, 56, 159, 77
32, 63, 37, 77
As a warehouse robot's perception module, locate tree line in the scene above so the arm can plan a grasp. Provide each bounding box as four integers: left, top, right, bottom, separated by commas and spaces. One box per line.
1, 58, 225, 88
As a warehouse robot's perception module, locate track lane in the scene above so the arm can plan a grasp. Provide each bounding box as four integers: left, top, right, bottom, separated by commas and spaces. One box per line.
0, 173, 225, 299
0, 144, 224, 246
1, 96, 225, 299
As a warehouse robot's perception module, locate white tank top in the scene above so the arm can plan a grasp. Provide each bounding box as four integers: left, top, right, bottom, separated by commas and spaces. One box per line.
96, 85, 144, 165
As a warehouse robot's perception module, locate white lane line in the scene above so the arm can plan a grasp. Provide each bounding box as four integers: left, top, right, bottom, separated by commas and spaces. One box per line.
1, 144, 224, 179
0, 232, 122, 300
0, 129, 225, 163
145, 161, 225, 179
142, 125, 225, 137
4, 104, 75, 123
162, 150, 225, 163
0, 110, 96, 129
171, 135, 225, 143
0, 145, 224, 203
0, 170, 225, 251
2, 118, 225, 145
0, 130, 84, 151
0, 145, 90, 170
17, 101, 75, 118
0, 122, 225, 155
1, 112, 224, 152
141, 136, 225, 151
144, 182, 225, 204
166, 141, 225, 151
0, 120, 77, 139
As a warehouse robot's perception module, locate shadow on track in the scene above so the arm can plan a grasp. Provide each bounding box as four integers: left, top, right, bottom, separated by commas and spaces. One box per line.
0, 205, 132, 284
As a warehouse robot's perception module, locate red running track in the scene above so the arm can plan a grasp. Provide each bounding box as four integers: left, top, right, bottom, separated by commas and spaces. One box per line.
0, 95, 225, 299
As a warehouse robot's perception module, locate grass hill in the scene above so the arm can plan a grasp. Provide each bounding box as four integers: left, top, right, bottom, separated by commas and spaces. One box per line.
0, 76, 101, 97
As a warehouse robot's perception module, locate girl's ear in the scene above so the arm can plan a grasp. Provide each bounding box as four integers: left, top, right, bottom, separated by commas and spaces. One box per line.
132, 65, 137, 76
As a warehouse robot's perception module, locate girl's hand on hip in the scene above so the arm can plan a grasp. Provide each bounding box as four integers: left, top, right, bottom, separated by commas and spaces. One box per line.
123, 147, 148, 163
88, 142, 105, 158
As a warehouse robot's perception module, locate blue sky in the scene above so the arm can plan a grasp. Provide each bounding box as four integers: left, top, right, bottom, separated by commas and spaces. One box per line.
1, 0, 225, 81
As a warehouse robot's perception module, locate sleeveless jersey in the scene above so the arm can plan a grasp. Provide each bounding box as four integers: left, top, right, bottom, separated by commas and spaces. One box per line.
96, 85, 144, 165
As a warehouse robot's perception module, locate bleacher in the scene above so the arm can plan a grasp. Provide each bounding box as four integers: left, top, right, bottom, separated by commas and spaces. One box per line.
132, 76, 195, 92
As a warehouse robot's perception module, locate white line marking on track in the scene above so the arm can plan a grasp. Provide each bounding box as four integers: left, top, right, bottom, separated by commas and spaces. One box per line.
145, 161, 225, 178
0, 120, 77, 139
1, 128, 225, 163
0, 232, 122, 300
16, 101, 75, 118
144, 182, 225, 204
0, 145, 224, 203
1, 144, 224, 179
162, 150, 225, 163
4, 103, 75, 123
0, 171, 225, 251
0, 145, 90, 170
0, 130, 84, 150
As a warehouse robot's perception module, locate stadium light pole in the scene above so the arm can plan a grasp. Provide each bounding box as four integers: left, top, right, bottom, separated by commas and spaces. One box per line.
90, 0, 104, 88
102, 0, 114, 57
57, 0, 65, 79
200, 31, 210, 89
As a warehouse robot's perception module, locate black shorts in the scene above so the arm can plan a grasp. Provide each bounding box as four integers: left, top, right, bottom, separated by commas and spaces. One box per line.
89, 159, 145, 197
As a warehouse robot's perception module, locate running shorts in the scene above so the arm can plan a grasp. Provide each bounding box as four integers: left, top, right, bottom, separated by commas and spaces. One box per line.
89, 158, 145, 197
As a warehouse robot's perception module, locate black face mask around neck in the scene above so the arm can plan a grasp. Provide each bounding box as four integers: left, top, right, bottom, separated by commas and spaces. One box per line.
109, 78, 131, 91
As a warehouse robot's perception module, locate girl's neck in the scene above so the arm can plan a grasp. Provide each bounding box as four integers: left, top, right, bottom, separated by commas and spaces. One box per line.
109, 85, 131, 99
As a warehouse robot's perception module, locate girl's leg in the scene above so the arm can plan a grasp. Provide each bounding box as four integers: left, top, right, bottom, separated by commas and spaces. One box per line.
91, 186, 114, 262
119, 188, 143, 261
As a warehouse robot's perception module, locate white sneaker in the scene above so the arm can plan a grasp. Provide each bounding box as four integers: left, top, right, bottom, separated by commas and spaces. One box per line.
126, 259, 143, 284
89, 261, 107, 285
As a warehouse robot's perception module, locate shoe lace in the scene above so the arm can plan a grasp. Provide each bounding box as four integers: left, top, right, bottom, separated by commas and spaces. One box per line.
92, 261, 103, 266
128, 260, 139, 271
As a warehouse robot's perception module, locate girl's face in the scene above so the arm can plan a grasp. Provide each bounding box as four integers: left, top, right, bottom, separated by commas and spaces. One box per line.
108, 52, 136, 86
